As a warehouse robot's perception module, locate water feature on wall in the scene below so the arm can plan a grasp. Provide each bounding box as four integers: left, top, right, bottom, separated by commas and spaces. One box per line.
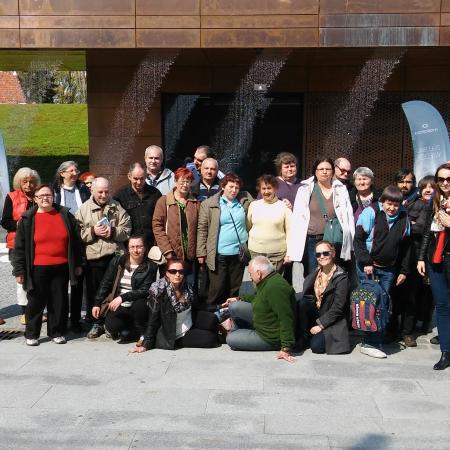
104, 50, 178, 173
212, 49, 291, 173
323, 48, 406, 157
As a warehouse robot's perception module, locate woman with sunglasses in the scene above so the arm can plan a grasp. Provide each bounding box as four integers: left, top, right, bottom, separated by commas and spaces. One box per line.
11, 184, 82, 346
418, 163, 450, 370
296, 241, 350, 354
128, 259, 219, 353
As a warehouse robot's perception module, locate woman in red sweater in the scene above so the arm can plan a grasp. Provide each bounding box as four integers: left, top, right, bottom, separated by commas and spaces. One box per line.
12, 184, 82, 346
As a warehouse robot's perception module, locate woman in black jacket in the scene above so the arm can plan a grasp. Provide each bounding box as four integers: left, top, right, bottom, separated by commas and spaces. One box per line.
129, 259, 218, 353
296, 240, 350, 355
91, 235, 157, 341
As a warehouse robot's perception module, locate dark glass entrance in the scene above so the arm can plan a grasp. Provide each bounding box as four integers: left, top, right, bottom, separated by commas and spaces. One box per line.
162, 93, 303, 194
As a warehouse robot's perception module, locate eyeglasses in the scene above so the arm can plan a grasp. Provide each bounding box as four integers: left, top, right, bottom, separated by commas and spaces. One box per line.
336, 166, 350, 174
35, 194, 53, 199
315, 251, 332, 258
167, 269, 185, 275
63, 169, 79, 174
437, 177, 450, 185
316, 167, 333, 172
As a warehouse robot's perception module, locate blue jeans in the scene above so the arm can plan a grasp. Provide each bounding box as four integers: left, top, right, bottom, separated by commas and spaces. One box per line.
226, 301, 278, 351
356, 264, 395, 348
303, 235, 320, 276
427, 255, 450, 352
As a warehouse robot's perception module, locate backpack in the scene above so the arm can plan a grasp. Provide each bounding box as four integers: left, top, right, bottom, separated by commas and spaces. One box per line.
350, 278, 391, 332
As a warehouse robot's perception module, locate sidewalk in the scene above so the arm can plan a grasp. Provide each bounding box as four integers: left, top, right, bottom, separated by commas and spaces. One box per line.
1, 237, 449, 449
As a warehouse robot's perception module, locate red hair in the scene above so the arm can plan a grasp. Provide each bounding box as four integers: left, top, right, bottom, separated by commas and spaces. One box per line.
79, 171, 96, 183
175, 167, 194, 181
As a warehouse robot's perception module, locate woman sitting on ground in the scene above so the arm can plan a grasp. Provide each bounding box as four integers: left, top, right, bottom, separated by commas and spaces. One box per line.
297, 240, 350, 355
129, 259, 219, 353
91, 235, 157, 342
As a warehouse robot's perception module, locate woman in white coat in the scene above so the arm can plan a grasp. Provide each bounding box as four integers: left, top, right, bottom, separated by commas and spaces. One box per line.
288, 158, 354, 288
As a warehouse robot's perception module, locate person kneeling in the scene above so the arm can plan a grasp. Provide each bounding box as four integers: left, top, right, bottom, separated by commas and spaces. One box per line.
296, 241, 350, 355
225, 256, 296, 363
129, 259, 219, 353
90, 236, 157, 341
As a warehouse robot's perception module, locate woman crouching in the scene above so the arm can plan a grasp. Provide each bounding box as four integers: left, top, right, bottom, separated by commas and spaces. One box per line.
129, 259, 219, 353
296, 240, 350, 354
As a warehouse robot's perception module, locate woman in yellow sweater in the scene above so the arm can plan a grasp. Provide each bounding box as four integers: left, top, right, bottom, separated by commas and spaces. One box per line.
247, 175, 292, 273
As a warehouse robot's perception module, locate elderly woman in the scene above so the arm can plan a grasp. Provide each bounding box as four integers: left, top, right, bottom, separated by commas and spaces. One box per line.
289, 158, 354, 280
1, 167, 40, 325
247, 175, 292, 273
91, 235, 157, 342
128, 259, 218, 352
152, 167, 199, 276
11, 184, 82, 346
296, 241, 350, 354
197, 173, 253, 305
350, 167, 381, 222
53, 160, 90, 332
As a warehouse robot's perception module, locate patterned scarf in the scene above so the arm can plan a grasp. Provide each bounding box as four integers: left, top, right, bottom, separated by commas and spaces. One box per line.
313, 265, 336, 309
148, 277, 194, 313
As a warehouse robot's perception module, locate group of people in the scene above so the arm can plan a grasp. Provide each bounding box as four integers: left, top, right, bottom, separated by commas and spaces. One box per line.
1, 143, 450, 371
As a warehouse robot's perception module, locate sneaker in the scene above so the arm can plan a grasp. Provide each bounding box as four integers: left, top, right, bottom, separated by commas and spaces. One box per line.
20, 314, 27, 325
403, 335, 417, 347
26, 338, 39, 346
52, 336, 67, 344
87, 324, 104, 339
360, 344, 387, 359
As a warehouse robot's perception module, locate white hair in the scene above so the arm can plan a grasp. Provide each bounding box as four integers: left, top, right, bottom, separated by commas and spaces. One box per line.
249, 255, 274, 276
91, 177, 109, 191
144, 145, 163, 158
353, 166, 374, 180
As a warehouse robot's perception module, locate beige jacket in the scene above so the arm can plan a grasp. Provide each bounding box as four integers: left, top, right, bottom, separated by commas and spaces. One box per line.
196, 190, 252, 271
75, 197, 131, 261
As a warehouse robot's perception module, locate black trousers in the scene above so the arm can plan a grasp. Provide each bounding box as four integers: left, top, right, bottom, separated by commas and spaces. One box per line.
176, 310, 219, 348
85, 255, 114, 320
207, 255, 245, 305
25, 263, 69, 339
296, 296, 326, 354
104, 298, 149, 335
69, 272, 84, 323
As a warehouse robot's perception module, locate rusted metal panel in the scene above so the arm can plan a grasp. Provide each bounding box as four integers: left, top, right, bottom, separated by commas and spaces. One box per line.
0, 0, 18, 15
137, 29, 199, 47
202, 29, 318, 48
0, 28, 19, 46
320, 13, 440, 28
0, 14, 18, 27
19, 0, 135, 15
201, 0, 318, 15
320, 27, 439, 46
136, 0, 199, 15
319, 0, 440, 14
136, 16, 200, 29
202, 15, 318, 29
20, 29, 136, 48
20, 15, 135, 29
441, 14, 450, 26
443, 0, 450, 12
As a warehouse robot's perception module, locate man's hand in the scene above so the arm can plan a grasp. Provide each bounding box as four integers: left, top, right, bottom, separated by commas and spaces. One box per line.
310, 325, 322, 335
222, 297, 239, 307
92, 306, 100, 319
396, 274, 407, 286
417, 261, 426, 277
364, 265, 374, 276
93, 224, 109, 238
128, 346, 146, 354
277, 350, 296, 363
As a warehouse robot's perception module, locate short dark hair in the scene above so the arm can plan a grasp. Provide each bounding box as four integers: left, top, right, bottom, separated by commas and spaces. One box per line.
394, 168, 416, 185
34, 183, 54, 196
273, 152, 298, 176
311, 157, 334, 181
220, 173, 242, 189
380, 185, 403, 204
256, 174, 278, 191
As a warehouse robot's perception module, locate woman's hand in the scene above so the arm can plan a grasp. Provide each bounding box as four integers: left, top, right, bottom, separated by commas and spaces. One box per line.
396, 274, 406, 286
277, 350, 296, 363
15, 275, 24, 284
363, 265, 374, 276
128, 346, 146, 354
92, 306, 100, 319
108, 296, 123, 312
417, 261, 426, 277
439, 210, 450, 228
282, 198, 293, 210
310, 325, 322, 335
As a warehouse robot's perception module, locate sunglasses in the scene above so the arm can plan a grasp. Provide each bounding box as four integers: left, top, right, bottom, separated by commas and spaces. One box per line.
315, 251, 331, 258
167, 269, 185, 275
437, 177, 450, 185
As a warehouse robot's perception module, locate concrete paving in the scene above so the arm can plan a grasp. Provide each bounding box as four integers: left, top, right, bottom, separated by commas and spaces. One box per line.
0, 232, 449, 449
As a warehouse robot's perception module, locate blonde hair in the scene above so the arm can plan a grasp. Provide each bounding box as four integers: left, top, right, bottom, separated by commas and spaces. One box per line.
12, 167, 41, 190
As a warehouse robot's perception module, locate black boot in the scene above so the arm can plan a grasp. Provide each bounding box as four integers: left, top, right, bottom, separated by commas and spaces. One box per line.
433, 352, 450, 370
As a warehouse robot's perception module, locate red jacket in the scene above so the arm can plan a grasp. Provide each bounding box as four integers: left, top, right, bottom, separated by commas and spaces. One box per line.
6, 190, 29, 249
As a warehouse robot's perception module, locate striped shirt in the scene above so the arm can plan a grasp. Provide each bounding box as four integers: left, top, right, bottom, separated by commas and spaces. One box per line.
119, 264, 138, 307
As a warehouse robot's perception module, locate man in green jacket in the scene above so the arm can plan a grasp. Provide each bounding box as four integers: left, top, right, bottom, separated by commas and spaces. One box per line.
225, 255, 296, 363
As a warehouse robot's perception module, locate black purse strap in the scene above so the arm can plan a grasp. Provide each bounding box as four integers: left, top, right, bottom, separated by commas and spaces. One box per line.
109, 264, 123, 301
313, 183, 329, 220
227, 206, 243, 246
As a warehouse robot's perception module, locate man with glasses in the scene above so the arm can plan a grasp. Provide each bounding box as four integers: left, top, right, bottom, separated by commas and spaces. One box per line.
186, 145, 224, 182
75, 177, 131, 338
334, 157, 353, 191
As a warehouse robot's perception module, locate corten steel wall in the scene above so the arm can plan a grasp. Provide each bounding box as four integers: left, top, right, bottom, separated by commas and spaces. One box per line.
86, 48, 450, 189
1, 0, 450, 49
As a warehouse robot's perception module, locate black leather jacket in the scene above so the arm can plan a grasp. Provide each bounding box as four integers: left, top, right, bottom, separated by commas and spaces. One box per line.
94, 254, 157, 307
418, 208, 450, 262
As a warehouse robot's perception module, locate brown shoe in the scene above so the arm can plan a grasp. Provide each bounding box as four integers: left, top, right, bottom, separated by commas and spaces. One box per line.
0, 317, 5, 325
403, 335, 417, 347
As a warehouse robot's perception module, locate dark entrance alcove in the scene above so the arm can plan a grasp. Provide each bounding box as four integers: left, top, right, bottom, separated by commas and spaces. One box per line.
162, 93, 303, 194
